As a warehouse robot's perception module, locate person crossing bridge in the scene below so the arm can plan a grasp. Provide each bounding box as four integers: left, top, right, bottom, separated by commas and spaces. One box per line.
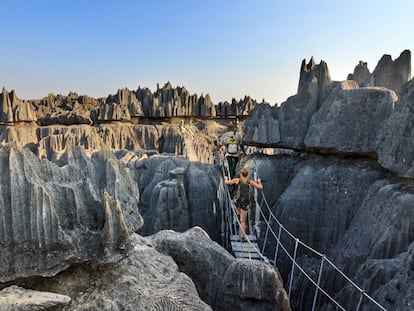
224, 167, 263, 241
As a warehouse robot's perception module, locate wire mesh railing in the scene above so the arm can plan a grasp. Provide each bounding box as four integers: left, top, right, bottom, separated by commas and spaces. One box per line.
220, 158, 386, 311
219, 161, 269, 262
217, 160, 387, 311
255, 188, 387, 311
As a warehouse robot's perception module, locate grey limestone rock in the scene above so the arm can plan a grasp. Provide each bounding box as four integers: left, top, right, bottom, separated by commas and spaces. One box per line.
0, 87, 13, 123
2, 81, 256, 126
243, 50, 413, 181
216, 96, 259, 116
247, 153, 414, 310
137, 82, 217, 117
348, 50, 411, 93
376, 78, 414, 178
221, 260, 291, 311
107, 88, 144, 117
278, 58, 334, 147
324, 179, 414, 311
0, 88, 37, 124
39, 111, 93, 126
9, 233, 212, 311
13, 100, 38, 123
297, 57, 333, 101
372, 49, 411, 92
98, 102, 131, 121
348, 61, 372, 87
0, 123, 184, 161
350, 241, 414, 311
127, 156, 224, 242
274, 156, 384, 254
305, 81, 397, 155
197, 94, 216, 117
33, 92, 98, 126
149, 167, 191, 233
150, 227, 291, 311
99, 88, 142, 121
0, 285, 71, 311
333, 178, 414, 268
0, 144, 142, 282
243, 103, 280, 146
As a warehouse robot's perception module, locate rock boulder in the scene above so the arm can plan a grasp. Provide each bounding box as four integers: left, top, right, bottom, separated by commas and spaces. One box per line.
0, 285, 71, 311
150, 227, 291, 311
4, 233, 212, 311
305, 81, 396, 155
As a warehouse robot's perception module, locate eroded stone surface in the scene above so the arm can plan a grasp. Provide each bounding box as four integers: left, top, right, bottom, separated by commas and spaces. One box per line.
150, 227, 291, 311
5, 234, 212, 311
0, 285, 70, 311
0, 144, 142, 282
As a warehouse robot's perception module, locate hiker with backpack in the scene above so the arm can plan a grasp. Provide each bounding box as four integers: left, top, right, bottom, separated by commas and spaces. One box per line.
219, 123, 245, 179
224, 167, 263, 241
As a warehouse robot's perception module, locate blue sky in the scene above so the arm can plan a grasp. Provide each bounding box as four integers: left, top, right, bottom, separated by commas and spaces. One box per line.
1, 0, 413, 104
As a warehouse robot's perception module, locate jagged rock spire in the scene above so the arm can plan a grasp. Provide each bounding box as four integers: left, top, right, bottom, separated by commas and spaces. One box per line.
372, 49, 411, 91
0, 87, 14, 123
298, 57, 332, 102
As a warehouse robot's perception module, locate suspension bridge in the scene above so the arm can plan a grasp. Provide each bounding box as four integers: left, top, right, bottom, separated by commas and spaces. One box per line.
217, 160, 387, 311
180, 123, 199, 162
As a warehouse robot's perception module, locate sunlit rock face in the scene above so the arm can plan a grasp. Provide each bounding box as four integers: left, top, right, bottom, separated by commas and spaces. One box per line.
371, 49, 411, 92
0, 82, 258, 126
0, 88, 37, 124
348, 49, 411, 92
150, 227, 291, 311
0, 144, 142, 282
277, 57, 334, 147
0, 123, 184, 162
347, 60, 372, 87
244, 50, 413, 178
5, 233, 213, 311
305, 81, 396, 155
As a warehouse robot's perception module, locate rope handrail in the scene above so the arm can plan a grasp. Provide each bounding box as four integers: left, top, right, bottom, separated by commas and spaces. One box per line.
222, 180, 269, 262
267, 227, 347, 310
217, 157, 387, 310
228, 199, 269, 262
219, 156, 269, 262
256, 188, 387, 311
255, 197, 346, 309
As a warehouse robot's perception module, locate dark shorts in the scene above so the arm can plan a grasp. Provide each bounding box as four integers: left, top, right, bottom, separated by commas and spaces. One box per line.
236, 200, 251, 211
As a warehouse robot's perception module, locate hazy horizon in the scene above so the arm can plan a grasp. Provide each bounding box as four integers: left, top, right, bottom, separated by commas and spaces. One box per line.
1, 0, 413, 105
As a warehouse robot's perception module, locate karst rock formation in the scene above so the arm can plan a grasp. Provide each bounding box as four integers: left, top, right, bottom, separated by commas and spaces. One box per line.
0, 81, 288, 310
0, 49, 413, 310
242, 49, 414, 310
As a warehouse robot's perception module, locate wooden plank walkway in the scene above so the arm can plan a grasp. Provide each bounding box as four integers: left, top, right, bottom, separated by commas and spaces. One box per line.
230, 234, 268, 263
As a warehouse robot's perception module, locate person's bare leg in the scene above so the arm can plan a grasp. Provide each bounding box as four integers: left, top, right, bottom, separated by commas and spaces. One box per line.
240, 209, 248, 240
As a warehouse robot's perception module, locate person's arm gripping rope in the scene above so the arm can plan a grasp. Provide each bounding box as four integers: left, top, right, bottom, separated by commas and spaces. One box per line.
249, 178, 263, 190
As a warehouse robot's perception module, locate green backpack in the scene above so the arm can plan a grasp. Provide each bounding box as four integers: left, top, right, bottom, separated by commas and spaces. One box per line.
236, 179, 253, 206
